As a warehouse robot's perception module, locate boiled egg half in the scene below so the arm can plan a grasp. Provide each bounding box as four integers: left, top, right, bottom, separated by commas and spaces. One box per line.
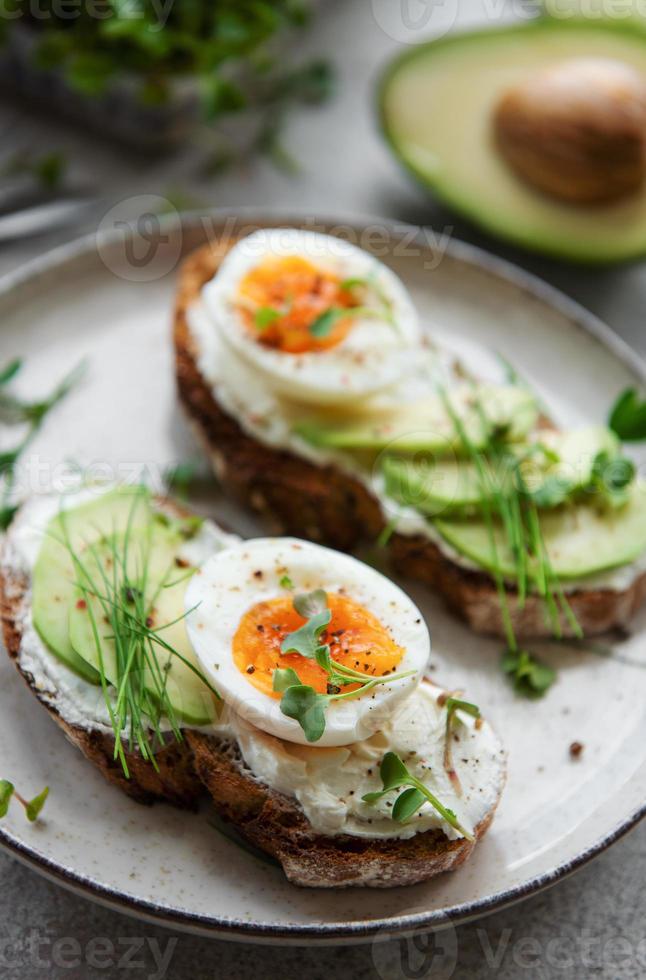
201, 228, 421, 406
185, 538, 430, 746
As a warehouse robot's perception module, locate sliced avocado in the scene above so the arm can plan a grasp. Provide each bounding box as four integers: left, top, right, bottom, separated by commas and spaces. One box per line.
32, 487, 153, 683
383, 425, 621, 516
68, 524, 217, 726
434, 481, 646, 580
523, 425, 620, 501
380, 20, 646, 262
383, 455, 508, 517
296, 384, 537, 454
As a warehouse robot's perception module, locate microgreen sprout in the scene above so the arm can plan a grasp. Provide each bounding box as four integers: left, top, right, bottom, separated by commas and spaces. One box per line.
0, 358, 86, 529
361, 752, 474, 840
436, 383, 582, 689
501, 648, 556, 699
0, 779, 49, 822
58, 488, 220, 776
442, 696, 481, 794
255, 307, 282, 331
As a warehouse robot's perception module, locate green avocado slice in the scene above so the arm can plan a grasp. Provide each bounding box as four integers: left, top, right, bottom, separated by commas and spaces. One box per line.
67, 524, 217, 726
383, 425, 620, 516
383, 454, 504, 517
380, 19, 646, 263
296, 384, 537, 454
32, 487, 154, 684
434, 481, 646, 580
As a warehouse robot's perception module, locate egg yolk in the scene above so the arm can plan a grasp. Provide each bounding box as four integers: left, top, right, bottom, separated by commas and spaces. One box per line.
233, 593, 404, 698
236, 255, 360, 354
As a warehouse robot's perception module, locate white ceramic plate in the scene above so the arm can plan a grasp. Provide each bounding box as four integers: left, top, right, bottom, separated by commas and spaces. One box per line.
1, 212, 646, 944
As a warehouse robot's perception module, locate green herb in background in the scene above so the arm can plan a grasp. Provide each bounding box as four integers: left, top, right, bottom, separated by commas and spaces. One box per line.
1, 1, 332, 154
5, 0, 307, 102
2, 149, 67, 190
203, 58, 335, 175
0, 358, 85, 530
609, 388, 646, 442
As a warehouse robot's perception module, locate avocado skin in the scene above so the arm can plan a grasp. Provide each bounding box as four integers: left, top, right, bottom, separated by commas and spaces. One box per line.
379, 18, 646, 264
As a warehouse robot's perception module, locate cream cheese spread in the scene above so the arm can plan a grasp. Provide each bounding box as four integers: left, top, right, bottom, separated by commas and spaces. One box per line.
227, 680, 505, 840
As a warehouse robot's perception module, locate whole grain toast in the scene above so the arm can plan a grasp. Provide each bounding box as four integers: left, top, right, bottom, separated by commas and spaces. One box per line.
186, 730, 499, 888
174, 240, 646, 638
0, 558, 204, 808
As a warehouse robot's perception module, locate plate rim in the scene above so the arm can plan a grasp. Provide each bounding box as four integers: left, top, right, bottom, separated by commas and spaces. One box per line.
1, 206, 646, 944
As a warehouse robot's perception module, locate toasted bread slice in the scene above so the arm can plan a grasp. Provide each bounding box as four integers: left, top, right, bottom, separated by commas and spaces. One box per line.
0, 499, 205, 809
1, 492, 502, 883
174, 241, 646, 639
186, 730, 500, 888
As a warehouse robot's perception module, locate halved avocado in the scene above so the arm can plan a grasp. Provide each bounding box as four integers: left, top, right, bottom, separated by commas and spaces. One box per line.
435, 481, 646, 579
68, 524, 217, 726
32, 487, 153, 683
380, 19, 646, 262
296, 384, 537, 454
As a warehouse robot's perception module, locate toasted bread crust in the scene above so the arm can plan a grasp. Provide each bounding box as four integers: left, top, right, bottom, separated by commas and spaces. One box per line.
186, 730, 497, 888
174, 242, 646, 639
0, 556, 203, 809
389, 533, 646, 638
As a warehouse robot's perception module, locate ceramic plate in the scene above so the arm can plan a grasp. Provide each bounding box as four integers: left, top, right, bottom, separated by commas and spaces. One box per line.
1, 211, 645, 944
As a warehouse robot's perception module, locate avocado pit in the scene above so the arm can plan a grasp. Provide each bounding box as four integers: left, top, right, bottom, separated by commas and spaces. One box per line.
493, 57, 646, 204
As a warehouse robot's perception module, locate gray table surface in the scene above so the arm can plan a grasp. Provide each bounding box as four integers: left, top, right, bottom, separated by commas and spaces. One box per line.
2, 1, 646, 977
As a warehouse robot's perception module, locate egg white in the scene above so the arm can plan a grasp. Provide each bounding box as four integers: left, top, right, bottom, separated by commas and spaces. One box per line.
184, 537, 430, 747
201, 228, 421, 406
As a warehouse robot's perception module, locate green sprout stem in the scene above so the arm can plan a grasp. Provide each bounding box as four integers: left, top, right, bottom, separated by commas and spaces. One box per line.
362, 752, 474, 841
58, 489, 219, 776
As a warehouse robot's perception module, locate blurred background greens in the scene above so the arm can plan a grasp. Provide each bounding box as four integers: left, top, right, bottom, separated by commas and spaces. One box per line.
0, 0, 333, 170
